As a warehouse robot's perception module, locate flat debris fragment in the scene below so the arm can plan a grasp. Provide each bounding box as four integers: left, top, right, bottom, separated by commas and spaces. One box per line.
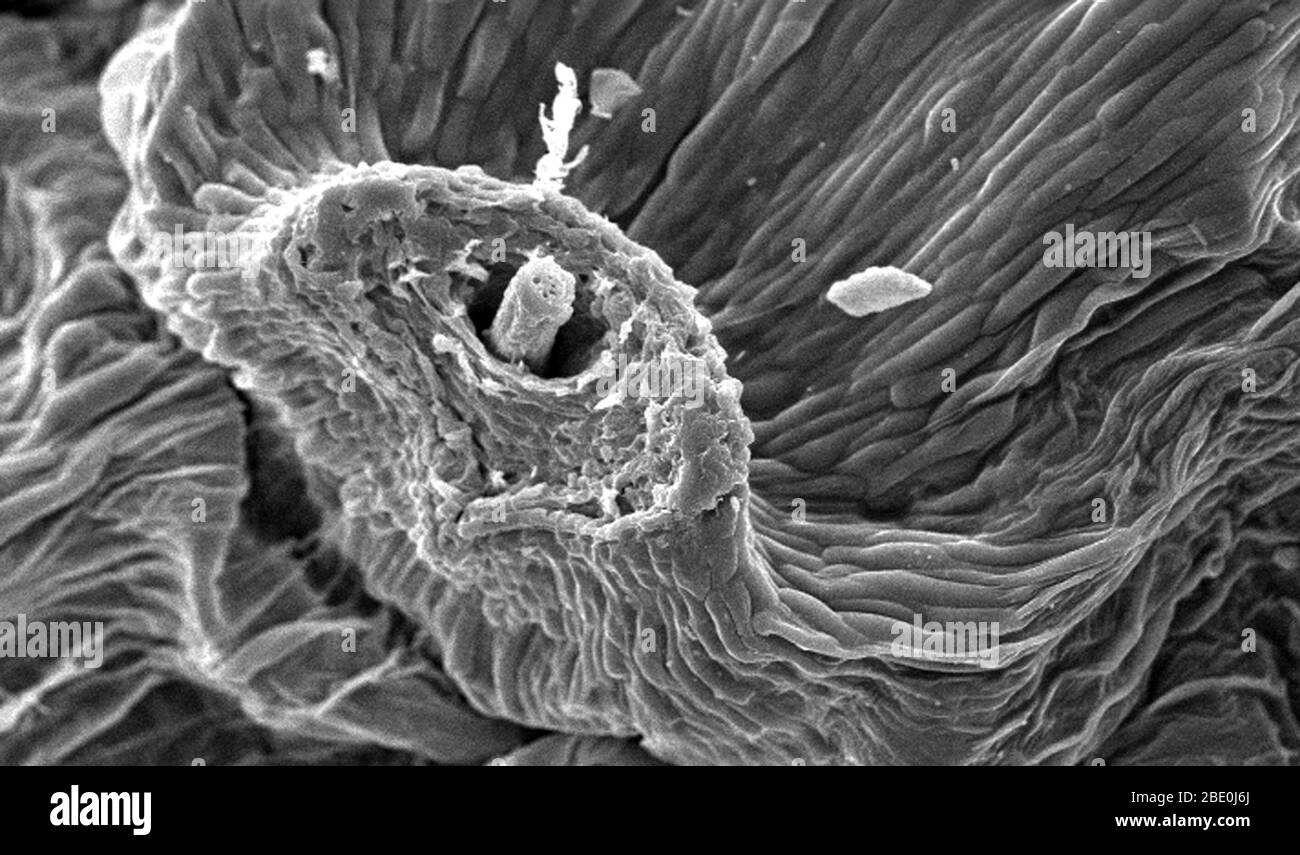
826, 266, 933, 317
589, 68, 643, 119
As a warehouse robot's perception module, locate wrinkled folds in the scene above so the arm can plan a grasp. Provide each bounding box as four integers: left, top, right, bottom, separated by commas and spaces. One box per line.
1, 0, 1299, 765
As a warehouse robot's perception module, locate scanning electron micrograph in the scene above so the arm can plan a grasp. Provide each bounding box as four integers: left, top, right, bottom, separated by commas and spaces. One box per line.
1, 0, 1299, 768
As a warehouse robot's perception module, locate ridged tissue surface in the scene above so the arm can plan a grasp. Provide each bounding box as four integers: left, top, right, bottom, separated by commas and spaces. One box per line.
1, 0, 1299, 765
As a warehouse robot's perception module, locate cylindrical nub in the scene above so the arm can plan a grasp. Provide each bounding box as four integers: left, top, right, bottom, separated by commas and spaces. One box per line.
488, 255, 576, 372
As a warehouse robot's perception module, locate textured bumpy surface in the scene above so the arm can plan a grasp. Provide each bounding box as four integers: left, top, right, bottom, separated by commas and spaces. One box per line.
2, 0, 1300, 765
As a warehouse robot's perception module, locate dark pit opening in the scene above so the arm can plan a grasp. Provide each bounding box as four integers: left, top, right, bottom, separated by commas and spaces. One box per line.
542, 276, 607, 378
464, 262, 516, 335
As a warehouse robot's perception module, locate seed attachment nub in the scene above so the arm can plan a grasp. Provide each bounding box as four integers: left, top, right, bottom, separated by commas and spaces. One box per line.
488, 255, 576, 372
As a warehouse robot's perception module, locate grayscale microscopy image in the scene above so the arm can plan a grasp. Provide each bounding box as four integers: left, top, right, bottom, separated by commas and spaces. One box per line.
2, 0, 1299, 766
